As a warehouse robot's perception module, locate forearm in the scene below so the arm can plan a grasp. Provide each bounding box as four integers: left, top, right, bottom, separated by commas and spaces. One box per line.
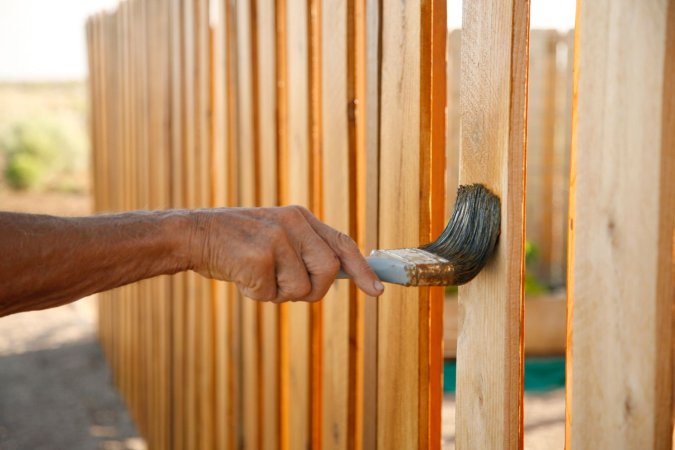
0, 210, 194, 316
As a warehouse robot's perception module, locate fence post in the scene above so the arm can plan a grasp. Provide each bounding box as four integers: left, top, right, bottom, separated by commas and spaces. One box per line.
455, 0, 529, 449
566, 1, 675, 448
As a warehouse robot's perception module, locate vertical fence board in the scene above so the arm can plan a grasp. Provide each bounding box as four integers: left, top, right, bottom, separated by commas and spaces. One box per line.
526, 30, 557, 284
566, 1, 674, 448
275, 0, 290, 445
181, 0, 199, 446
168, 0, 187, 446
320, 0, 351, 447
234, 0, 261, 446
445, 29, 461, 216
375, 0, 444, 446
348, 0, 367, 447
254, 0, 280, 445
211, 0, 235, 448
195, 0, 213, 447
149, 0, 172, 445
284, 0, 312, 447
376, 1, 422, 446
360, 0, 380, 447
455, 1, 529, 449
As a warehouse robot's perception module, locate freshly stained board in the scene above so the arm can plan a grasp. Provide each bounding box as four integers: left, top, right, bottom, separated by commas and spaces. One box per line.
455, 0, 528, 449
567, 1, 674, 448
376, 0, 445, 448
308, 1, 322, 446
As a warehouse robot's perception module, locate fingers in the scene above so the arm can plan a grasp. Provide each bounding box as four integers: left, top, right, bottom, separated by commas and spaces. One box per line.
200, 206, 383, 304
236, 249, 278, 301
297, 207, 384, 297
274, 239, 312, 301
295, 233, 340, 301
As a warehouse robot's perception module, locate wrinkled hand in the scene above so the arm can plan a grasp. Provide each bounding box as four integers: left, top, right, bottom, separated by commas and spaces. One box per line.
188, 206, 384, 302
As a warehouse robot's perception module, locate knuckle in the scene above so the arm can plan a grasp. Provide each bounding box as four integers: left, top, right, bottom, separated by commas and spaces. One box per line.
249, 247, 275, 271
264, 223, 285, 240
305, 292, 324, 302
247, 286, 276, 302
335, 230, 357, 251
282, 205, 310, 225
326, 255, 341, 274
296, 279, 312, 298
304, 285, 329, 302
281, 280, 312, 301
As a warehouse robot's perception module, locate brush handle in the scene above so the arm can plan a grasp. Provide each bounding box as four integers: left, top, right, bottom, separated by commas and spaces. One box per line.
335, 253, 413, 285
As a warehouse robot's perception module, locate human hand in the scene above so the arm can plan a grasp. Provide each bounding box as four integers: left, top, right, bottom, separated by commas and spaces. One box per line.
187, 206, 384, 302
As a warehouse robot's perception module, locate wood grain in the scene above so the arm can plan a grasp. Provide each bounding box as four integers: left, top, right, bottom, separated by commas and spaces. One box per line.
254, 0, 280, 446
168, 0, 187, 446
283, 0, 312, 447
320, 0, 351, 447
194, 0, 213, 447
376, 0, 445, 447
455, 0, 529, 449
234, 0, 261, 447
444, 295, 566, 358
360, 0, 380, 447
445, 30, 461, 216
377, 1, 422, 446
566, 1, 674, 448
211, 0, 236, 448
526, 30, 557, 284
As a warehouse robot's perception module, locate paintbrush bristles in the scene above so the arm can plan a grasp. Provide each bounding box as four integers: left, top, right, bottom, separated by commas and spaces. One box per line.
421, 184, 501, 285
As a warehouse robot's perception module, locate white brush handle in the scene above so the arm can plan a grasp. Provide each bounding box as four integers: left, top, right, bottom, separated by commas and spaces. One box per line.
335, 254, 413, 285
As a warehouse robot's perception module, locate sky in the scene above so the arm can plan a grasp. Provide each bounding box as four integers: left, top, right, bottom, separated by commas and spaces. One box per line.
0, 0, 576, 82
0, 0, 118, 81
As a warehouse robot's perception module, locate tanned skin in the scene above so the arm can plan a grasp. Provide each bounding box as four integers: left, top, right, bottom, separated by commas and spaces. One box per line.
0, 205, 384, 317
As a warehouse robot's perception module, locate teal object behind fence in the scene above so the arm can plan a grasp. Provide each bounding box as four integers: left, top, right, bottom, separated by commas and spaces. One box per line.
443, 357, 565, 393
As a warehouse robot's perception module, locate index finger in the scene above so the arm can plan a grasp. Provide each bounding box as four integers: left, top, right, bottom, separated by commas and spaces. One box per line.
297, 207, 384, 297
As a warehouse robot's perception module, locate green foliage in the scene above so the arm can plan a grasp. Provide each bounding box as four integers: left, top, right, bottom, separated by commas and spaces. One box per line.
524, 272, 547, 295
524, 241, 547, 294
525, 240, 538, 266
5, 152, 45, 190
444, 241, 548, 295
0, 118, 87, 191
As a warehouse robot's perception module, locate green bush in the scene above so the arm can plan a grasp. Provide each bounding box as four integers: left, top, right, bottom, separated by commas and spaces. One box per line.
0, 118, 86, 191
5, 152, 46, 190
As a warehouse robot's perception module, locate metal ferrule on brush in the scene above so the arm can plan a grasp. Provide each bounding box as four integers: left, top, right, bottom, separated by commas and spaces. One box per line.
364, 248, 456, 286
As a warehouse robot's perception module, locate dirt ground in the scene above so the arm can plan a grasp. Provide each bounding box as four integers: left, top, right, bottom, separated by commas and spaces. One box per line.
0, 298, 145, 450
442, 390, 565, 449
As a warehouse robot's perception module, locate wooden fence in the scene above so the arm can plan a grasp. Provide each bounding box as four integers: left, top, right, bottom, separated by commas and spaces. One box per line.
86, 0, 674, 449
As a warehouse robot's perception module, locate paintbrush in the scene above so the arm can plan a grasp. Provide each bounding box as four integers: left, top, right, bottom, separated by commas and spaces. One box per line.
337, 184, 500, 286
